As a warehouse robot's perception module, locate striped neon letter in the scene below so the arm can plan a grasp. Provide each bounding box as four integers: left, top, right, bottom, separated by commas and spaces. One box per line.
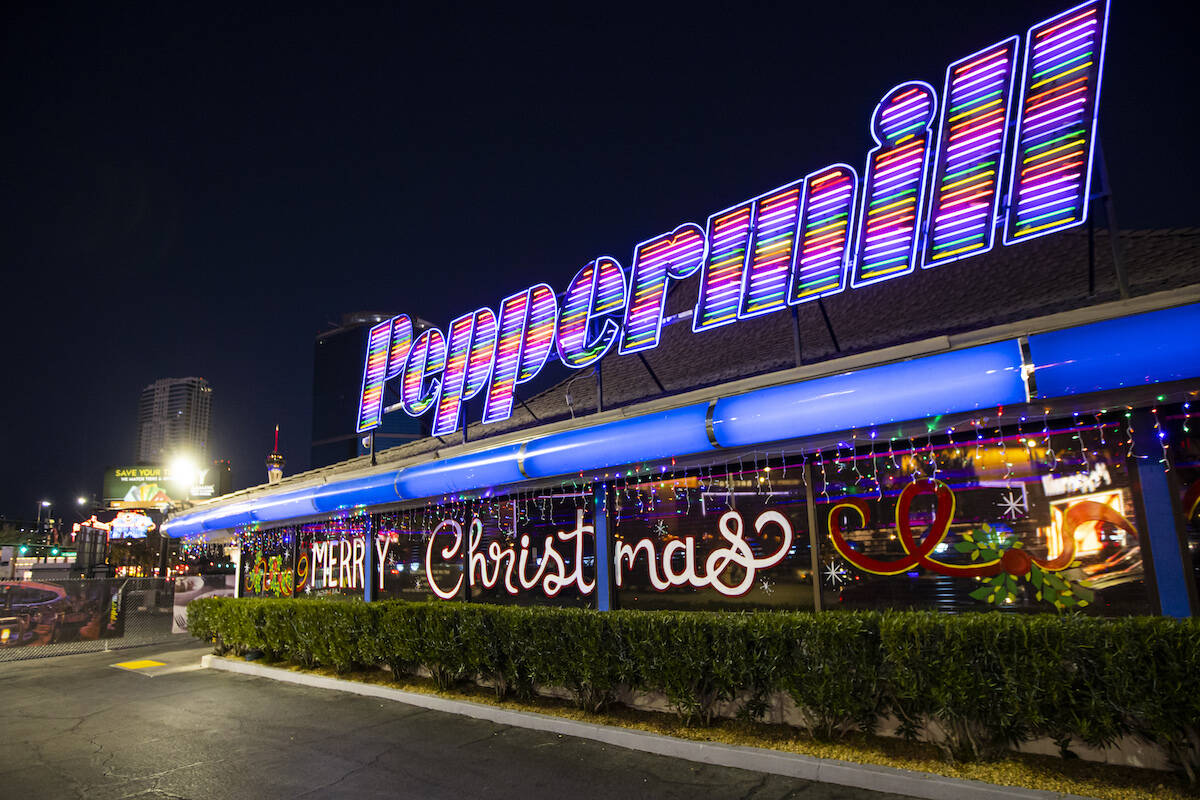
433, 308, 498, 436
851, 81, 938, 288
401, 327, 447, 417
483, 284, 558, 424
1004, 0, 1109, 244
924, 37, 1020, 267
556, 257, 627, 368
619, 224, 707, 355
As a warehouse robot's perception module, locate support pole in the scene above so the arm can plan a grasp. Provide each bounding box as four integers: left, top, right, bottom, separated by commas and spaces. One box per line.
593, 484, 614, 611
363, 526, 376, 603
791, 307, 803, 368
1096, 140, 1130, 300
803, 461, 823, 612
595, 363, 604, 414
817, 300, 840, 353
289, 529, 300, 598
1130, 409, 1196, 617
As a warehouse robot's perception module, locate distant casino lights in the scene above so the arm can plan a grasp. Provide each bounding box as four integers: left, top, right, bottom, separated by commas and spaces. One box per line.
358, 0, 1110, 437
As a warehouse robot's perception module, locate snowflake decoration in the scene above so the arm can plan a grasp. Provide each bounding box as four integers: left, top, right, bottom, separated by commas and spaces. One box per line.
412, 576, 424, 591
758, 577, 774, 595
997, 489, 1028, 519
653, 520, 669, 538
823, 561, 851, 587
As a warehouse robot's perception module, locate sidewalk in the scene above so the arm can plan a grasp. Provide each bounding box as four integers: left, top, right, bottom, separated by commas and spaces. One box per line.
204, 654, 1103, 800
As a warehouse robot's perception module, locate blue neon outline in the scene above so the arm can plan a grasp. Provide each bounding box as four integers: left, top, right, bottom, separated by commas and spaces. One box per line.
787, 162, 860, 306
922, 35, 1021, 269
1002, 0, 1110, 246
556, 256, 627, 369
355, 318, 393, 433
384, 314, 414, 381
618, 222, 708, 356
850, 80, 939, 290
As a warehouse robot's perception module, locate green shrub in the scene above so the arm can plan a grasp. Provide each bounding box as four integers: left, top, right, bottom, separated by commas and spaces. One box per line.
881, 612, 1043, 762
524, 607, 628, 712
777, 611, 886, 740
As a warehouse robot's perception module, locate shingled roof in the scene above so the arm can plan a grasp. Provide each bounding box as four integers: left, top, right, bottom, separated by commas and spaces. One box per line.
474, 227, 1200, 434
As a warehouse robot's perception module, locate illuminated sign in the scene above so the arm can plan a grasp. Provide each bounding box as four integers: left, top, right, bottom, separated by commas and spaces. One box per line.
110, 511, 156, 539
358, 0, 1109, 436
423, 508, 794, 600
309, 536, 391, 591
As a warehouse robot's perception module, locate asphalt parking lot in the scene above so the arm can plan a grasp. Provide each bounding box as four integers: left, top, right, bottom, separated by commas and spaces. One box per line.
0, 640, 913, 799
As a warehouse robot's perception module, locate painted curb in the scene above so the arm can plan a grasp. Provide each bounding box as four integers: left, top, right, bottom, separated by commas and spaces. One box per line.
201, 655, 1098, 800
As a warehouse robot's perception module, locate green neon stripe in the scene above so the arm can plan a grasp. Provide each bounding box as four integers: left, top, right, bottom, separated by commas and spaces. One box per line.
948, 88, 1003, 116
1032, 51, 1092, 80
943, 161, 996, 183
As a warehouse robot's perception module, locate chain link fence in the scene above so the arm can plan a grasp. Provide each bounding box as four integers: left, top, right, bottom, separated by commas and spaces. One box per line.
0, 577, 181, 662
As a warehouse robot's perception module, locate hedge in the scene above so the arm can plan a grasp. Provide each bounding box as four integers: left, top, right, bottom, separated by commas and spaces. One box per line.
188, 598, 1200, 781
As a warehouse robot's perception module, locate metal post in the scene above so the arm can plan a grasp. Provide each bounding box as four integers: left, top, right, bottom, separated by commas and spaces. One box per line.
233, 546, 244, 599
802, 461, 823, 612
593, 484, 614, 611
791, 307, 803, 367
817, 300, 840, 353
595, 363, 604, 414
363, 524, 376, 603
369, 430, 377, 466
1096, 140, 1130, 300
1130, 410, 1196, 617
288, 528, 300, 598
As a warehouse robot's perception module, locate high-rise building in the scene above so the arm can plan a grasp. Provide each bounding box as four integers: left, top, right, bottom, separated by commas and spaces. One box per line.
311, 313, 428, 469
136, 377, 213, 464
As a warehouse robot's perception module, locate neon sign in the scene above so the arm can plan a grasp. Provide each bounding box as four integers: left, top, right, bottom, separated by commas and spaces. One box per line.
358, 0, 1109, 436
423, 508, 793, 600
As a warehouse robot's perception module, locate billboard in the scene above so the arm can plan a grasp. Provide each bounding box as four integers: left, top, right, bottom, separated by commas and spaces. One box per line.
103, 466, 187, 507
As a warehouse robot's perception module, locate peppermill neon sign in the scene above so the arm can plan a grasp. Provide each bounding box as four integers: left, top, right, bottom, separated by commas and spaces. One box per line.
359, 0, 1109, 436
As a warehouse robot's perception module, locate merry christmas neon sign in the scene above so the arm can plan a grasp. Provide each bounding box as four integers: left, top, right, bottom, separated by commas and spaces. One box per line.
358, 0, 1109, 436
423, 508, 794, 600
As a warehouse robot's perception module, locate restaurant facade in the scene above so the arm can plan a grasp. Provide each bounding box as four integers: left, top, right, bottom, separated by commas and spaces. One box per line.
165, 0, 1200, 620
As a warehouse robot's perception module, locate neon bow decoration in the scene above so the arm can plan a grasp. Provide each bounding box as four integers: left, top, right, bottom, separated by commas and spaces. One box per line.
827, 479, 1135, 579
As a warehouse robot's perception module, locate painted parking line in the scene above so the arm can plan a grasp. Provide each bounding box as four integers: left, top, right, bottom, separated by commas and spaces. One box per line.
111, 659, 166, 672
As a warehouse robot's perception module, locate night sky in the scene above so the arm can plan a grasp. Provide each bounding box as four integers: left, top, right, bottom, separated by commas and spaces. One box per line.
2, 0, 1195, 520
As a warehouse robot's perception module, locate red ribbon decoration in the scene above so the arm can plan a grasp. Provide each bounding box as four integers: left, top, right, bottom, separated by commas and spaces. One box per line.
827, 479, 1137, 578
1183, 481, 1200, 524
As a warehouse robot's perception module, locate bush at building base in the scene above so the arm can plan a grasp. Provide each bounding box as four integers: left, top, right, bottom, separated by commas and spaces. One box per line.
187, 597, 1200, 782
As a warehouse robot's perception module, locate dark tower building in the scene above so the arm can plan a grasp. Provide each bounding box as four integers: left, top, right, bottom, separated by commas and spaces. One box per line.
136, 377, 213, 464
311, 313, 428, 469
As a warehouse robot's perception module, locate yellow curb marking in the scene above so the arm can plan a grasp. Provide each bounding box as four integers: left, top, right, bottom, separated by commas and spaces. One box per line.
113, 659, 166, 670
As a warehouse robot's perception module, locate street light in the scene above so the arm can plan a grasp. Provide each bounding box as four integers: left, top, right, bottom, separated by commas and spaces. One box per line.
77, 496, 87, 506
